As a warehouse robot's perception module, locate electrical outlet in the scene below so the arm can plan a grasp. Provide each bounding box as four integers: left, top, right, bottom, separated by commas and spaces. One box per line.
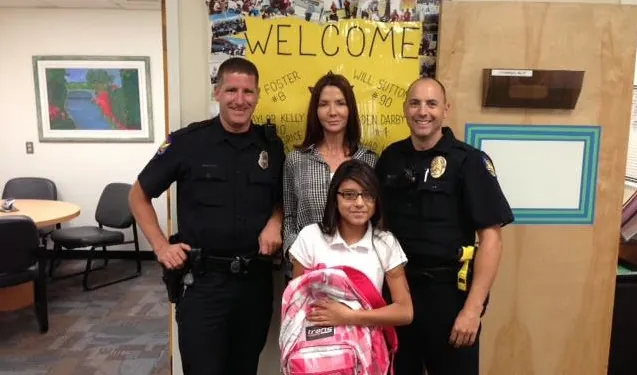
26, 141, 34, 154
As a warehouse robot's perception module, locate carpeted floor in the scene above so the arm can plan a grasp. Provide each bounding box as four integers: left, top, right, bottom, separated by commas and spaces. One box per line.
0, 260, 170, 375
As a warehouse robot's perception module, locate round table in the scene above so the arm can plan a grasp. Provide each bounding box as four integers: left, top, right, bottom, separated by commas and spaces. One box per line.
0, 199, 81, 311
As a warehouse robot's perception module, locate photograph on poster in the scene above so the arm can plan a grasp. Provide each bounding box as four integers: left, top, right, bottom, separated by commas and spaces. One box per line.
208, 0, 254, 15
292, 0, 323, 21
209, 10, 249, 60
209, 60, 222, 85
207, 0, 304, 19
211, 37, 247, 56
211, 12, 247, 36
420, 55, 436, 78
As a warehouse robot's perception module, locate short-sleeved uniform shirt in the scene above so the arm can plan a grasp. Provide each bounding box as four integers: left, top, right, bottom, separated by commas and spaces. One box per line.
289, 223, 408, 292
375, 127, 514, 267
137, 116, 285, 257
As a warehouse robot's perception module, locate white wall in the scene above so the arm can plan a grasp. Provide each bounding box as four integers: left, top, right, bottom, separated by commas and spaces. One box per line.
0, 8, 167, 251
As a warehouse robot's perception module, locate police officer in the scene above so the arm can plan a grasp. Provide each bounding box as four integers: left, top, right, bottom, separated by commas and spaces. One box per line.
129, 57, 285, 375
375, 77, 514, 375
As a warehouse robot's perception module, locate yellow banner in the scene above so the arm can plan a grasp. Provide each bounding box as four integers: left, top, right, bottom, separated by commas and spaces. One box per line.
242, 18, 421, 154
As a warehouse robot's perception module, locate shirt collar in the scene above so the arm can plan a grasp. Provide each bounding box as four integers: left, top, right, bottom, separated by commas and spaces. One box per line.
328, 222, 374, 251
209, 116, 226, 143
397, 126, 456, 155
301, 143, 319, 153
435, 127, 456, 154
210, 115, 265, 149
301, 143, 370, 159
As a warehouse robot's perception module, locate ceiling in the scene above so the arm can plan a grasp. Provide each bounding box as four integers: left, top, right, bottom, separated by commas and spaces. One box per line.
0, 0, 161, 10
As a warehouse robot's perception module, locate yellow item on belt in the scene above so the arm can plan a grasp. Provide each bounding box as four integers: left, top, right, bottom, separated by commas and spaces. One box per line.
457, 246, 475, 292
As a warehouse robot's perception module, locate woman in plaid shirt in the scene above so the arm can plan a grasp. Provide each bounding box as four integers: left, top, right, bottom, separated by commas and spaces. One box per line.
283, 72, 378, 281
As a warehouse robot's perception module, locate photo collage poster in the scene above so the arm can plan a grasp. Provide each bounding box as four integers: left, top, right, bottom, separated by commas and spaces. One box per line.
205, 0, 440, 116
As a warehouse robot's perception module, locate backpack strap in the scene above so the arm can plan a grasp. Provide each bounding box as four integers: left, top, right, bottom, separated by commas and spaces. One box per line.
334, 266, 399, 355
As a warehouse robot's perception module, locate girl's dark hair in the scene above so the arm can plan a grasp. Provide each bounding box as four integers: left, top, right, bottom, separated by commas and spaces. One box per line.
320, 159, 384, 236
296, 73, 362, 155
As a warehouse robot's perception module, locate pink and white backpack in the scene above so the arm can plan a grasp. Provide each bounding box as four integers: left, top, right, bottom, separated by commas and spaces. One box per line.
279, 265, 398, 375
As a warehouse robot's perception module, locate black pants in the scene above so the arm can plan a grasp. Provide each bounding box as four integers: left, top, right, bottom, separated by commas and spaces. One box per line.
393, 275, 480, 375
175, 268, 273, 375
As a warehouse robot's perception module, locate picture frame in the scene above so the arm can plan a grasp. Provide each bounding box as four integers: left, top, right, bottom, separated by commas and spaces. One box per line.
465, 124, 601, 225
32, 55, 154, 143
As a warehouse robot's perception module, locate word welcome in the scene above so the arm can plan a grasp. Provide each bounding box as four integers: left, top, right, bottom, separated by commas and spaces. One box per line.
245, 23, 420, 60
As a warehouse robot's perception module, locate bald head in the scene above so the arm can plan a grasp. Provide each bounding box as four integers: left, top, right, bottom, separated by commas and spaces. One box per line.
402, 76, 450, 149
406, 77, 447, 103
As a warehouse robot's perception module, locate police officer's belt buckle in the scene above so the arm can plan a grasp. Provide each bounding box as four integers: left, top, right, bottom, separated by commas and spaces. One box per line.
230, 256, 249, 274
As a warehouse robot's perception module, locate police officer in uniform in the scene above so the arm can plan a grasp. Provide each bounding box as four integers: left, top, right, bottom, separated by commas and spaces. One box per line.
129, 57, 285, 375
376, 77, 514, 375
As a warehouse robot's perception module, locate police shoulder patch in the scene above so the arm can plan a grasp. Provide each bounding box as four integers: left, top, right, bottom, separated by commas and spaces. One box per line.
156, 136, 172, 156
483, 156, 496, 177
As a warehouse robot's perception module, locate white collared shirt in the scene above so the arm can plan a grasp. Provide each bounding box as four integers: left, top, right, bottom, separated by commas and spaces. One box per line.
288, 223, 408, 292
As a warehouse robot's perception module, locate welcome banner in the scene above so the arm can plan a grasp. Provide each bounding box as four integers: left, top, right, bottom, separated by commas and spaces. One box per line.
206, 0, 433, 152
246, 17, 420, 152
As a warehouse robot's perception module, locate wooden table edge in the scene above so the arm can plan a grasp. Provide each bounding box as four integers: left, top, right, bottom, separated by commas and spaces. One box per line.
36, 208, 81, 228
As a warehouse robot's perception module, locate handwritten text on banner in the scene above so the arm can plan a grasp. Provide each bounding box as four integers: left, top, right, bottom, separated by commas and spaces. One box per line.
242, 17, 422, 154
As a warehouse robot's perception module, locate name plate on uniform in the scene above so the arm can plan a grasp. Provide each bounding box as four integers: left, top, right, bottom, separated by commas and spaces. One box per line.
465, 124, 601, 225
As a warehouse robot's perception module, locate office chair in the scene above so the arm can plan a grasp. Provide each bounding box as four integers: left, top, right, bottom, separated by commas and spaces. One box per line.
49, 183, 141, 291
0, 215, 48, 333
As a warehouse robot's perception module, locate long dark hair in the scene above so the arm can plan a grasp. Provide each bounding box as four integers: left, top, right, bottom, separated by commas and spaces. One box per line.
320, 159, 384, 236
296, 73, 362, 155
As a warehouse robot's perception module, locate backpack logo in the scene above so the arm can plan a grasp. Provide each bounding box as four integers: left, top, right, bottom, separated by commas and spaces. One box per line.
305, 326, 335, 341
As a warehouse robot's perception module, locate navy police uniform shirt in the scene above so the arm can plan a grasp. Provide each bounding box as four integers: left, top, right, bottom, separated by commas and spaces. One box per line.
137, 116, 285, 257
375, 127, 514, 267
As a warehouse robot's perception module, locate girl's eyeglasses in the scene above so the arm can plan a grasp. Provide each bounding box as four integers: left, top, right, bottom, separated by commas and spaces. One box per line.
337, 190, 375, 202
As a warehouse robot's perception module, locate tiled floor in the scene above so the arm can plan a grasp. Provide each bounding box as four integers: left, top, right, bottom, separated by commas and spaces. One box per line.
0, 260, 170, 375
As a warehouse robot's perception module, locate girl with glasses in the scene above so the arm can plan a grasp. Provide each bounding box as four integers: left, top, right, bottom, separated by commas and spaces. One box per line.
288, 159, 413, 327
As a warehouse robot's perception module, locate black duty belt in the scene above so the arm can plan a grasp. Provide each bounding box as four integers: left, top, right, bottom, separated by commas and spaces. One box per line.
200, 253, 273, 275
406, 265, 458, 283
405, 246, 477, 289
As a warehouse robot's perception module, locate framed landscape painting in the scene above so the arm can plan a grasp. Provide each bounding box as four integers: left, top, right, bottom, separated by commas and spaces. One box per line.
33, 55, 154, 143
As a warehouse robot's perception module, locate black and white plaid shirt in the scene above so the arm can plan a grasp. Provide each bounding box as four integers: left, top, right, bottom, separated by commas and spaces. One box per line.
283, 144, 378, 253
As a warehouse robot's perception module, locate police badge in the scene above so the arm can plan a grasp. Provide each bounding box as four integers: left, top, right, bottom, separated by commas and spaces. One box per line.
258, 150, 269, 170
430, 156, 447, 178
